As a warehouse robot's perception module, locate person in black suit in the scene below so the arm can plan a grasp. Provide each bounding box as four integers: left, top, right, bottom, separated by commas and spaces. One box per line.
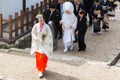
56, 0, 66, 39
83, 0, 94, 26
91, 0, 104, 34
72, 0, 86, 43
56, 0, 66, 17
73, 0, 86, 16
43, 3, 61, 51
75, 9, 88, 51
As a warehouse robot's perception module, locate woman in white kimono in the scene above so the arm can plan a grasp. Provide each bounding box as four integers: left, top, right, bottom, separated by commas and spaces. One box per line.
60, 2, 77, 52
31, 14, 53, 78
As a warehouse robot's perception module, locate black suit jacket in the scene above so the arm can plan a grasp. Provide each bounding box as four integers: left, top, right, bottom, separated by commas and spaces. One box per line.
73, 2, 86, 16
56, 3, 62, 17
91, 4, 104, 20
83, 0, 94, 11
76, 16, 87, 34
43, 9, 61, 24
43, 9, 61, 38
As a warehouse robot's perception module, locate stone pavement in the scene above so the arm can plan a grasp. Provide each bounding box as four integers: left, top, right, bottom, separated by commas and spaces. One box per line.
0, 49, 120, 80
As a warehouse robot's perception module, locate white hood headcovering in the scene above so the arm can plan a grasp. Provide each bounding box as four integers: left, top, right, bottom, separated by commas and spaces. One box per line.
63, 1, 74, 14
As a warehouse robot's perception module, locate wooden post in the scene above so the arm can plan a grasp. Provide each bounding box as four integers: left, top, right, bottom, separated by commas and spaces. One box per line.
0, 14, 3, 39
40, 2, 43, 14
44, 0, 47, 10
26, 8, 29, 30
20, 10, 24, 33
31, 6, 34, 27
8, 15, 12, 40
36, 3, 39, 15
23, 0, 26, 12
15, 13, 18, 36
35, 4, 39, 23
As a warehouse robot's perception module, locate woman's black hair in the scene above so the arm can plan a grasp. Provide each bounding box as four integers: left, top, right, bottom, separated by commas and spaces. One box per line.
79, 9, 86, 14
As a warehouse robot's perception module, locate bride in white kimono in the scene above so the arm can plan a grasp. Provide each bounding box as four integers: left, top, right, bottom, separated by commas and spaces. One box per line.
31, 14, 53, 78
60, 2, 77, 52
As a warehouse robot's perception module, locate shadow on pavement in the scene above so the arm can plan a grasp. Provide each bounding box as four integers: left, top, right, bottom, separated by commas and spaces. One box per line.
43, 70, 80, 80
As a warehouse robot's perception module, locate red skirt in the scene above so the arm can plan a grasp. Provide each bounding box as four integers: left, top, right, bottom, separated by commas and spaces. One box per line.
36, 52, 48, 73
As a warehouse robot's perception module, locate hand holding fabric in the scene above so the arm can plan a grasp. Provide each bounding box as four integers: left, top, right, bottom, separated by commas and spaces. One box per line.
75, 31, 79, 35
69, 26, 73, 29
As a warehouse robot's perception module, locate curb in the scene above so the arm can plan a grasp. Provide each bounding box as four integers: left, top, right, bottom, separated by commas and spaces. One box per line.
0, 48, 110, 67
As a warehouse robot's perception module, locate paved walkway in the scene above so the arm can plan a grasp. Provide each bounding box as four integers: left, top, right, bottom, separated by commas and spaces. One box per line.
0, 50, 120, 80
0, 52, 120, 80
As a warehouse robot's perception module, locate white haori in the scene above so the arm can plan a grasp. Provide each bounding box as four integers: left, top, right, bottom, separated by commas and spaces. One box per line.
31, 23, 53, 57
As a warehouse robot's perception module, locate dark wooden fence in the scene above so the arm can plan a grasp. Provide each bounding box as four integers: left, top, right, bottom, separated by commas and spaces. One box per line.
0, 1, 49, 44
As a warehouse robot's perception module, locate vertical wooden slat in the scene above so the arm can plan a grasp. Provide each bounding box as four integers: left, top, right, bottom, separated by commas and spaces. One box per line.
20, 10, 24, 33
36, 3, 39, 15
26, 8, 29, 30
0, 14, 3, 39
8, 15, 12, 40
44, 0, 47, 10
31, 6, 34, 27
40, 2, 43, 14
15, 13, 18, 36
23, 0, 26, 12
35, 3, 39, 23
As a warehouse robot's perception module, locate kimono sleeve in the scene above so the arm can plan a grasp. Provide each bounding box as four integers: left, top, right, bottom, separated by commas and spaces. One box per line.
31, 24, 38, 55
72, 15, 77, 30
43, 25, 53, 57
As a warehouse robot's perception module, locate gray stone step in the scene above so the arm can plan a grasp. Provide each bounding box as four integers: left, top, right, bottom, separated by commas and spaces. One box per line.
0, 75, 15, 80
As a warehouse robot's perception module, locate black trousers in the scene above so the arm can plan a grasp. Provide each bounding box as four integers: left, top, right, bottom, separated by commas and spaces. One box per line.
58, 25, 63, 38
78, 33, 86, 50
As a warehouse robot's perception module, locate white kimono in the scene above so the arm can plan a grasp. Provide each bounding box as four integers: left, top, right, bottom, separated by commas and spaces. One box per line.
31, 23, 53, 57
61, 2, 77, 46
62, 13, 77, 45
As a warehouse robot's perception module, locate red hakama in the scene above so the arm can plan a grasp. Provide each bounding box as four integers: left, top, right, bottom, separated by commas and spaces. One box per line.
36, 52, 48, 73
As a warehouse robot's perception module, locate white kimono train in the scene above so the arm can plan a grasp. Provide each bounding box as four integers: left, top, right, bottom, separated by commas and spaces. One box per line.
31, 23, 53, 57
61, 2, 77, 46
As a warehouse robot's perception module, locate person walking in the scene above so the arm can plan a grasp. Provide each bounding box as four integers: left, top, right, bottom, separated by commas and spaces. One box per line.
72, 0, 86, 43
43, 3, 61, 51
56, 0, 66, 39
83, 0, 94, 27
91, 0, 104, 34
75, 9, 88, 51
60, 1, 77, 52
31, 14, 53, 78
